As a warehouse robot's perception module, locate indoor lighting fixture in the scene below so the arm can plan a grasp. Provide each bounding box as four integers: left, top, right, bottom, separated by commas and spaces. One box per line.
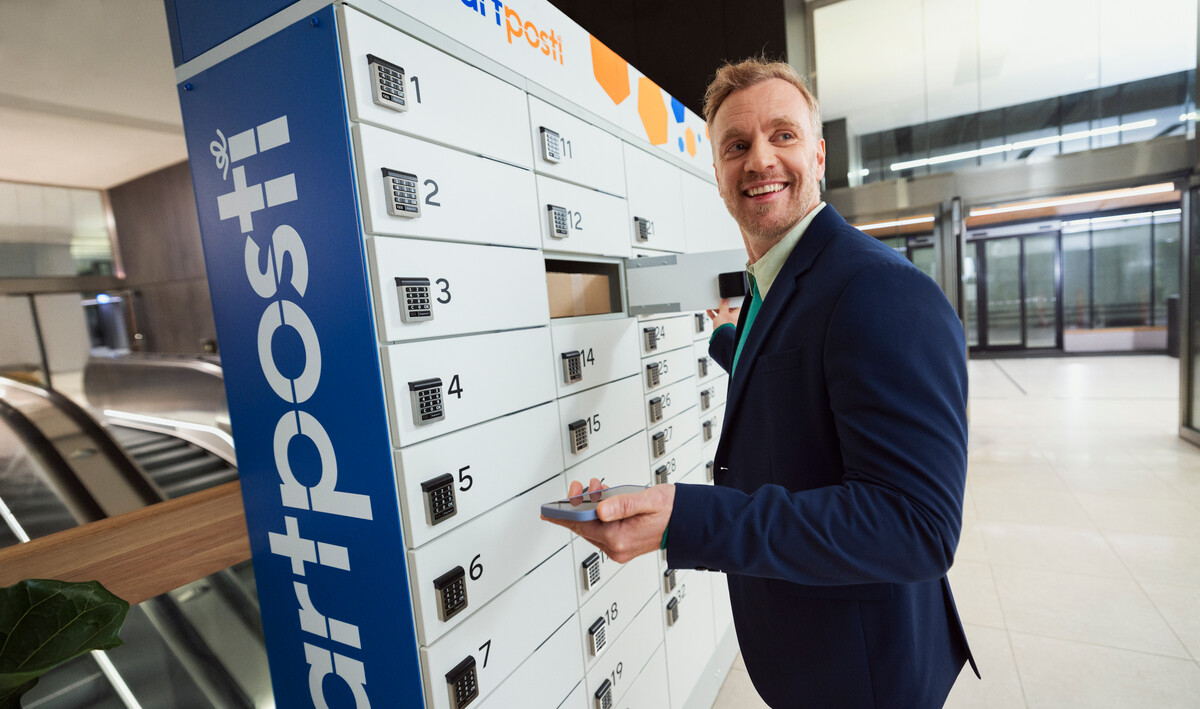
890, 119, 1158, 172
1182, 112, 1198, 122
855, 215, 935, 231
967, 183, 1175, 218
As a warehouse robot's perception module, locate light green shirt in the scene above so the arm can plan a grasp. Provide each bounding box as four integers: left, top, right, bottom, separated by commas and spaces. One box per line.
745, 202, 826, 301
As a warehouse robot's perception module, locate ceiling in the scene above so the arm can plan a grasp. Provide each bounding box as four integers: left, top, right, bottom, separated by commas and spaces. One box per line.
0, 0, 186, 190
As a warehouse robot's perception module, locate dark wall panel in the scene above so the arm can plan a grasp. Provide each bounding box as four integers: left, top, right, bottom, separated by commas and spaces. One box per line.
107, 161, 217, 355
548, 0, 787, 117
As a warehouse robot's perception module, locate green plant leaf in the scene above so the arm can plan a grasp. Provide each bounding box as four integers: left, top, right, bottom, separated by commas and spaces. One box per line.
0, 579, 129, 708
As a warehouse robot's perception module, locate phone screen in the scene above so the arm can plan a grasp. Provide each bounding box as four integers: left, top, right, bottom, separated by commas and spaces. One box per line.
541, 484, 647, 519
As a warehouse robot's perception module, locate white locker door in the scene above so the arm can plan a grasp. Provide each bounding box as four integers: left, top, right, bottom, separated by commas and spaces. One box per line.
663, 570, 717, 709
340, 6, 532, 168
383, 327, 556, 447
528, 95, 626, 196
680, 171, 741, 253
536, 174, 632, 258
637, 313, 694, 357
556, 375, 645, 469
370, 237, 548, 342
622, 142, 686, 253
549, 318, 640, 399
354, 124, 539, 247
577, 552, 658, 672
584, 591, 665, 707
476, 615, 584, 709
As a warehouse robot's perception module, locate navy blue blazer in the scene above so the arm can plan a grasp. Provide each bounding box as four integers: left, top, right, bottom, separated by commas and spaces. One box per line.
668, 205, 977, 708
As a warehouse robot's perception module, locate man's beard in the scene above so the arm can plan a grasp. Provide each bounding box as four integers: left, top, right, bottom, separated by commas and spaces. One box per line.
722, 173, 815, 246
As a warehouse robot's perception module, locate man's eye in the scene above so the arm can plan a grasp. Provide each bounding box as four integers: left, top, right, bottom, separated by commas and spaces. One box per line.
778, 132, 795, 140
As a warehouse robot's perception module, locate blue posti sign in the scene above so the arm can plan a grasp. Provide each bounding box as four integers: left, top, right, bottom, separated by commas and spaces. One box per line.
176, 7, 421, 707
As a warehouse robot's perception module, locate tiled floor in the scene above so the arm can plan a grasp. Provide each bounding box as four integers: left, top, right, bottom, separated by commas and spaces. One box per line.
711, 355, 1200, 708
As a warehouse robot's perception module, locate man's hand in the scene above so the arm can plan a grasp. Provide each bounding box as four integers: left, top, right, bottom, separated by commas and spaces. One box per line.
541, 478, 675, 563
706, 298, 740, 329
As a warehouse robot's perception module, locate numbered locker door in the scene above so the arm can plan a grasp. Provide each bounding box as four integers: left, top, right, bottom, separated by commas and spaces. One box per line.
370, 238, 548, 342
528, 95, 625, 196
556, 375, 644, 469
622, 143, 686, 253
637, 314, 694, 358
536, 175, 631, 258
549, 318, 640, 398
663, 569, 717, 709
354, 124, 539, 247
340, 6, 531, 167
584, 588, 664, 709
384, 328, 556, 447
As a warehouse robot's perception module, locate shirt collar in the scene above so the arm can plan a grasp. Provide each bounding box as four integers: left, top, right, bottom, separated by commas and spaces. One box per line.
746, 202, 826, 300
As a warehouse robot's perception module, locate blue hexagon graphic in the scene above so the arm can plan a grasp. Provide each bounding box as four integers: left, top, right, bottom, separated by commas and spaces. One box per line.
678, 137, 685, 151
671, 97, 685, 124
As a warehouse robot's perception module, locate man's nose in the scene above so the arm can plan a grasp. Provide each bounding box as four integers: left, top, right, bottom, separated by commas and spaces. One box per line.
744, 138, 776, 173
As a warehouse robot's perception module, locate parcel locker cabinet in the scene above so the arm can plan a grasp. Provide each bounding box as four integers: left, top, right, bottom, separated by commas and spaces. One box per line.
622, 142, 687, 253
577, 551, 658, 670
662, 570, 718, 709
537, 175, 632, 258
528, 95, 626, 197
549, 318, 640, 398
556, 375, 645, 468
370, 237, 549, 342
406, 475, 568, 645
583, 585, 665, 707
473, 616, 584, 709
354, 124, 539, 247
340, 6, 532, 168
395, 403, 563, 549
420, 547, 575, 709
384, 327, 556, 447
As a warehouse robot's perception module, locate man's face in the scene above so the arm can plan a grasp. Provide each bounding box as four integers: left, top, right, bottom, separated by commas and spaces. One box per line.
710, 78, 826, 248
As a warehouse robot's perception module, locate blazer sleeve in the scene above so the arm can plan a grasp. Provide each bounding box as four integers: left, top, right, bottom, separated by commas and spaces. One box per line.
668, 262, 968, 586
708, 323, 737, 374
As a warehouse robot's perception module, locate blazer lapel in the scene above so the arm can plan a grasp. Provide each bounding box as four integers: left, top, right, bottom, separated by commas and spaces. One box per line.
718, 207, 846, 451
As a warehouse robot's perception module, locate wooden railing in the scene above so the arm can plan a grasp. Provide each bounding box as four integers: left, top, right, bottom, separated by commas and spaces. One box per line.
0, 481, 250, 605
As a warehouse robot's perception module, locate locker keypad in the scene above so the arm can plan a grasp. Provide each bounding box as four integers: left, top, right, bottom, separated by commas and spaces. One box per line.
663, 568, 677, 593
697, 358, 708, 378
395, 277, 433, 323
648, 396, 664, 424
654, 464, 669, 485
634, 216, 654, 242
643, 326, 658, 352
561, 350, 583, 384
645, 362, 661, 388
702, 419, 714, 442
445, 656, 479, 709
706, 460, 715, 482
588, 617, 607, 656
666, 597, 680, 626
382, 167, 421, 217
433, 566, 468, 621
594, 679, 613, 709
548, 204, 570, 239
421, 473, 457, 526
409, 378, 445, 426
581, 552, 601, 591
695, 313, 706, 333
700, 388, 712, 411
651, 431, 667, 459
540, 126, 563, 163
568, 419, 589, 454
367, 54, 408, 112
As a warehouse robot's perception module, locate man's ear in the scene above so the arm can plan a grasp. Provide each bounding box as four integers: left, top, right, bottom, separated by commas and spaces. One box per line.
815, 139, 826, 180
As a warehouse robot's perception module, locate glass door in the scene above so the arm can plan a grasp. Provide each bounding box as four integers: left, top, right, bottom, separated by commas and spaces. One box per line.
972, 233, 1062, 351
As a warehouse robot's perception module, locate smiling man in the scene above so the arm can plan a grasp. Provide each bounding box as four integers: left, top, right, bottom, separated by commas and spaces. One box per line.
544, 58, 977, 708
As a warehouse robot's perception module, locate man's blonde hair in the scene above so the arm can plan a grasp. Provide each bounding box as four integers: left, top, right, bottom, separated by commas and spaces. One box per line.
702, 57, 822, 140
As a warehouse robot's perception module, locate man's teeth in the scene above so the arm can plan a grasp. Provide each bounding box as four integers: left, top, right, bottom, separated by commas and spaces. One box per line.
745, 184, 785, 197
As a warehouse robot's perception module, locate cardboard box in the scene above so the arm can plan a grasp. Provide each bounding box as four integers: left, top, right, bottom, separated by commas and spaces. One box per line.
546, 272, 612, 318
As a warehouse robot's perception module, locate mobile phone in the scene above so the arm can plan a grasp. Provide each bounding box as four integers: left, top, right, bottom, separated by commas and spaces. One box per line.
540, 484, 648, 521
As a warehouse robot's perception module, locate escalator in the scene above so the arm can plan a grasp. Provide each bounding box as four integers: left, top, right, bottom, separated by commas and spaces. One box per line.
0, 358, 271, 708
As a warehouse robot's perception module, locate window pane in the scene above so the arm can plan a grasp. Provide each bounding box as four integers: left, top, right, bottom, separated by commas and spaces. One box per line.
1093, 222, 1152, 327
985, 238, 1021, 346
1024, 234, 1057, 347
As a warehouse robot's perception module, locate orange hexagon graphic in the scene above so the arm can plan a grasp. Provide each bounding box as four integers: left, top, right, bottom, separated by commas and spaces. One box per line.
638, 77, 668, 145
590, 35, 630, 105
685, 127, 696, 157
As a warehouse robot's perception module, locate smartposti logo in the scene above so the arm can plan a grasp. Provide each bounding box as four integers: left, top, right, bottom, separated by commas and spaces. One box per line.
459, 0, 564, 64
